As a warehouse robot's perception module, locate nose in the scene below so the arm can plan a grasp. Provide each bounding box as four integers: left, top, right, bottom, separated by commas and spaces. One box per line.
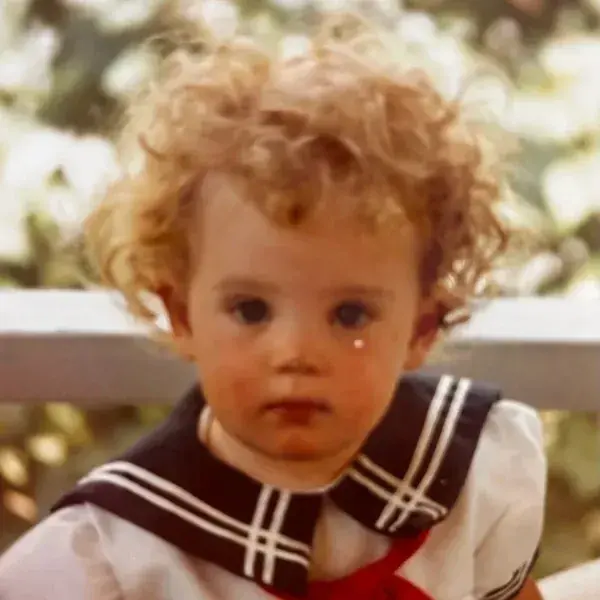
269, 316, 329, 377
277, 356, 320, 376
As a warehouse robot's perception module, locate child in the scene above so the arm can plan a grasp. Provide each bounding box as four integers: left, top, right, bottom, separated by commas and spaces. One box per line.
0, 15, 546, 600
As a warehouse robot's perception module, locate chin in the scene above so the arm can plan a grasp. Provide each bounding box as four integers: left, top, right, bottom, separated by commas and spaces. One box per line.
260, 433, 348, 463
274, 446, 328, 462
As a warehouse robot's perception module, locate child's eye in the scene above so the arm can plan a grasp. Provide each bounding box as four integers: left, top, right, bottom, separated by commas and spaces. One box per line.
331, 301, 374, 329
228, 298, 271, 325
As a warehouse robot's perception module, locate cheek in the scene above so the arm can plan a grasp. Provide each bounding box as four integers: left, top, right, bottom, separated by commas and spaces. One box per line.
187, 297, 240, 366
197, 347, 264, 417
188, 317, 263, 402
198, 335, 253, 383
337, 342, 405, 402
358, 319, 415, 368
337, 321, 415, 401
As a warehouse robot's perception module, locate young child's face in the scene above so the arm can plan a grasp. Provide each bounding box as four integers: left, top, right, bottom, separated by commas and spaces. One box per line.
169, 174, 434, 464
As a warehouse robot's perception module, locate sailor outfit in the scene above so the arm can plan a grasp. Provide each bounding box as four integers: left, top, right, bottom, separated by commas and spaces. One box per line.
0, 373, 546, 600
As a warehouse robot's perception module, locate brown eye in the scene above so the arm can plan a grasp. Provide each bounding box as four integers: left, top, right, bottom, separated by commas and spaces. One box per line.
331, 301, 372, 329
230, 298, 271, 325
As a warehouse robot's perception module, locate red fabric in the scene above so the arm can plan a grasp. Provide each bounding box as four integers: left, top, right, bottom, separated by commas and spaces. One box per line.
263, 530, 432, 600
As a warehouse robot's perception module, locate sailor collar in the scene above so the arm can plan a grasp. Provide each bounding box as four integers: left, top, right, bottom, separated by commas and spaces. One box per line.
53, 373, 500, 597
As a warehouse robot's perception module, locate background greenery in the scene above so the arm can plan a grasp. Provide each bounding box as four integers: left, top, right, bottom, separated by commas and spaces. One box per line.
0, 0, 599, 578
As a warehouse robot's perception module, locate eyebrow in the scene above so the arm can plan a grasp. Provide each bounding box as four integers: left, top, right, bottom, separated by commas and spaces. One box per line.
214, 277, 393, 300
214, 277, 278, 294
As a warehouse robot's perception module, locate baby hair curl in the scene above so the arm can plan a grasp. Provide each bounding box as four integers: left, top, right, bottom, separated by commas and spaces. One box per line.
85, 14, 509, 341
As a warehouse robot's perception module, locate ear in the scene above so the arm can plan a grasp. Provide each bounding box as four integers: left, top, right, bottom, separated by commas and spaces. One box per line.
403, 303, 441, 371
157, 285, 194, 359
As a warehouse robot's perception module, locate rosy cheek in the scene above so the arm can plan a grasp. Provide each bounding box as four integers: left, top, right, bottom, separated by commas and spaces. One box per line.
210, 339, 261, 388
211, 344, 246, 379
343, 345, 402, 396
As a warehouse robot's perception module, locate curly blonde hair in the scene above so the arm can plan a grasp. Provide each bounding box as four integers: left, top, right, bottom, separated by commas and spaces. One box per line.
85, 15, 509, 338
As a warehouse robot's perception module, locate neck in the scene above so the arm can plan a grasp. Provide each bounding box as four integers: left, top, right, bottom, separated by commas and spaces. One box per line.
199, 415, 357, 491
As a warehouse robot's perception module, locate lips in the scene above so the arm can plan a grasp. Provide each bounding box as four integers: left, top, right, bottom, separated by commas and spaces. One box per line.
262, 398, 331, 423
264, 398, 330, 412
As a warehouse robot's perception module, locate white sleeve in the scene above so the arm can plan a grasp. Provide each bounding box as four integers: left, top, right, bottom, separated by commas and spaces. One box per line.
473, 400, 547, 600
0, 505, 122, 600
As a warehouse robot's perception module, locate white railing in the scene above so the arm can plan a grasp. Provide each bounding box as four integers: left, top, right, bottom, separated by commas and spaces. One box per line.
539, 559, 600, 600
1, 291, 599, 409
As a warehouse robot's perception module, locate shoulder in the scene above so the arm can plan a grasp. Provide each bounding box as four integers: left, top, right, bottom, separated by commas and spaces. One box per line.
0, 504, 122, 599
401, 374, 548, 521
1, 504, 100, 566
471, 398, 547, 518
397, 373, 546, 512
0, 503, 199, 599
448, 397, 547, 554
467, 400, 546, 598
397, 397, 546, 599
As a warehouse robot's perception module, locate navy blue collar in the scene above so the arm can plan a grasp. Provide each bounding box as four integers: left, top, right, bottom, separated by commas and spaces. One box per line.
53, 373, 499, 597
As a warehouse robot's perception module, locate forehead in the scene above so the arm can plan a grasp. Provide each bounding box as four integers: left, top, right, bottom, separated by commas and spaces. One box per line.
190, 173, 421, 285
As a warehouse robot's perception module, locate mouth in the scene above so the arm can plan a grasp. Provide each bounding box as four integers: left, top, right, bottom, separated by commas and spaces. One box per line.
262, 398, 331, 422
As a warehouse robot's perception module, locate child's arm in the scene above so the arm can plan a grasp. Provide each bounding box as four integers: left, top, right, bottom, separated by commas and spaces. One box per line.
516, 577, 545, 600
0, 505, 122, 599
472, 400, 547, 600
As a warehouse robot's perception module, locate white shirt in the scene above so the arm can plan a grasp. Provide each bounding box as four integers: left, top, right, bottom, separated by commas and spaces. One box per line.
0, 375, 546, 600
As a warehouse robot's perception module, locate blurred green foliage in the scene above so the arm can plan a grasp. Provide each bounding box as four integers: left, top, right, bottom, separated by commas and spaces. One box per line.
0, 0, 599, 579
